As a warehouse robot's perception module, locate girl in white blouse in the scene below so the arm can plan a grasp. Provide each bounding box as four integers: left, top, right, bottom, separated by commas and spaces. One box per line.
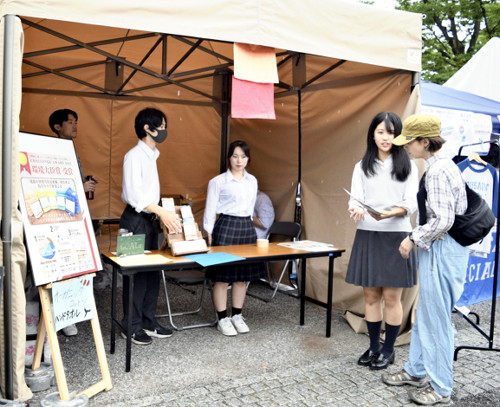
346, 112, 418, 370
203, 140, 265, 336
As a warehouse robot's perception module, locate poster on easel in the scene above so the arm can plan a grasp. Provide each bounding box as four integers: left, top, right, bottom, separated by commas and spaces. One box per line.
18, 132, 102, 286
19, 133, 112, 400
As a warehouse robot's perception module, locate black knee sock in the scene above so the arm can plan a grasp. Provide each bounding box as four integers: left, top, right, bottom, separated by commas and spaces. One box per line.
366, 320, 382, 353
232, 307, 242, 316
381, 322, 400, 357
217, 310, 227, 320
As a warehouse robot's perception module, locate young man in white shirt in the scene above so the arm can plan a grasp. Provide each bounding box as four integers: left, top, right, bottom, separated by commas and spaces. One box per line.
119, 107, 181, 345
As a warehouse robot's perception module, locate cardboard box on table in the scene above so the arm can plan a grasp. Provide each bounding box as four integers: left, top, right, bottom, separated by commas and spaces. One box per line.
159, 201, 208, 256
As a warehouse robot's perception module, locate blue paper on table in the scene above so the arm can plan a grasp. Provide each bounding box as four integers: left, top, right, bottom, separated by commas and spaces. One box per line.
183, 252, 245, 267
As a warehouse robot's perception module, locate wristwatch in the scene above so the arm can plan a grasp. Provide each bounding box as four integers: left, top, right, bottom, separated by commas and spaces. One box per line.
408, 232, 415, 243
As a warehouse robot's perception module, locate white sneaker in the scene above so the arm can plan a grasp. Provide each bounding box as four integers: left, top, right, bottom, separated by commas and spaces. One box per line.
231, 314, 249, 334
62, 324, 78, 336
217, 317, 237, 336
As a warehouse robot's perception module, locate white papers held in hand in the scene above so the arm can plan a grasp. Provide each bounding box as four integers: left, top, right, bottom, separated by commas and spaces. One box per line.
343, 188, 382, 216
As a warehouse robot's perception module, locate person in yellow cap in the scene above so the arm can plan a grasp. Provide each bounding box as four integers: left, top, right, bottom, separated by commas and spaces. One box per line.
382, 114, 469, 406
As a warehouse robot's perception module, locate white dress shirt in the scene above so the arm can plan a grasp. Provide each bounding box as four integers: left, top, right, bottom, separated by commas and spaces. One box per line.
121, 140, 160, 213
203, 169, 258, 234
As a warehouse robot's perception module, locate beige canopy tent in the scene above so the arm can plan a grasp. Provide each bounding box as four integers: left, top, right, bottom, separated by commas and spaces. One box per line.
1, 0, 422, 401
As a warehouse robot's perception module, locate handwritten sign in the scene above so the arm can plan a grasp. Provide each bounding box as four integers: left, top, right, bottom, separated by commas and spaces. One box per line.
52, 276, 95, 331
116, 234, 145, 257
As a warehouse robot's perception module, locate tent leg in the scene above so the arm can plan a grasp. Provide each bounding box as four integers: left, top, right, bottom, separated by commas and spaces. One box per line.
2, 14, 16, 401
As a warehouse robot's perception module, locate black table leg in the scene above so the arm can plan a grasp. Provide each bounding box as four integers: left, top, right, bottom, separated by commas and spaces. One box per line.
300, 258, 306, 326
110, 265, 117, 354
125, 275, 134, 372
326, 254, 334, 338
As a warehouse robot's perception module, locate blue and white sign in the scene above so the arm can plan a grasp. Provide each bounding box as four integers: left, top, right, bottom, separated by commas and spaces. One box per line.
457, 231, 500, 306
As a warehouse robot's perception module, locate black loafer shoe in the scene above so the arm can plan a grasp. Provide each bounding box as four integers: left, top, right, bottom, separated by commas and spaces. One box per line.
357, 348, 381, 366
369, 351, 395, 370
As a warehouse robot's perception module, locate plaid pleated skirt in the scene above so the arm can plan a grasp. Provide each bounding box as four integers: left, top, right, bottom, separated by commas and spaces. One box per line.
346, 230, 417, 288
209, 214, 266, 283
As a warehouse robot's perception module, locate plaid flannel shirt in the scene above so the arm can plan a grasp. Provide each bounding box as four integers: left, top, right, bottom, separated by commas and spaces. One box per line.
412, 155, 467, 250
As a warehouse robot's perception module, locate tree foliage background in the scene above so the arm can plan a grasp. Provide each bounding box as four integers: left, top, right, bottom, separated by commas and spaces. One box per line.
396, 0, 500, 84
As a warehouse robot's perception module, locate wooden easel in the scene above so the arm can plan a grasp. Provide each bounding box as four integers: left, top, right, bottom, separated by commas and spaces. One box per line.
32, 276, 112, 401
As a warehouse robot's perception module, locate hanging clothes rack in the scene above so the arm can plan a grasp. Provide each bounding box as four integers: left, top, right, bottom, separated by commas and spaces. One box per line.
454, 137, 500, 359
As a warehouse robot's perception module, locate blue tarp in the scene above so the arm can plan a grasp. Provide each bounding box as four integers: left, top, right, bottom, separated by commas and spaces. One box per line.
421, 81, 500, 134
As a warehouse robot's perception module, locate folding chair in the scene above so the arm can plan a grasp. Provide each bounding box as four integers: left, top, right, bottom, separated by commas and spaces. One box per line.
156, 269, 217, 331
247, 221, 302, 302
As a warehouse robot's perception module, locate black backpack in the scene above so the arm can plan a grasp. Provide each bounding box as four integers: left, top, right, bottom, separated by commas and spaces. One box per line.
417, 174, 496, 247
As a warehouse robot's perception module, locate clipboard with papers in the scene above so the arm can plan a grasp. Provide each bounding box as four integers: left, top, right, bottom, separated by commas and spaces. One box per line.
343, 188, 383, 216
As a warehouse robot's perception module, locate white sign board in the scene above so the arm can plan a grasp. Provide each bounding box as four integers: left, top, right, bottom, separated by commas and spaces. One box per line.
421, 106, 493, 159
52, 275, 95, 331
18, 133, 102, 286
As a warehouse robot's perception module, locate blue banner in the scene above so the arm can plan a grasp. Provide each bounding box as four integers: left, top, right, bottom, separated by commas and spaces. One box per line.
457, 231, 500, 306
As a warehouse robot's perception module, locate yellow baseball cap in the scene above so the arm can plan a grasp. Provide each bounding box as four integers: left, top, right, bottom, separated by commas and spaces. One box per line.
392, 114, 441, 146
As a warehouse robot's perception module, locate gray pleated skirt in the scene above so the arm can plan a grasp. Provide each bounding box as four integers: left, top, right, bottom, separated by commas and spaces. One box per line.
346, 229, 417, 288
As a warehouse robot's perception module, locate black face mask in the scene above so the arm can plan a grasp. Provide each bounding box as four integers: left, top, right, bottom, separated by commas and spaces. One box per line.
151, 129, 167, 143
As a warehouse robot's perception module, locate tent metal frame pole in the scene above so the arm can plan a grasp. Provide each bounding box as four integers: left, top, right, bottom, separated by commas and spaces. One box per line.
20, 18, 216, 101
219, 70, 231, 173
171, 35, 233, 64
116, 36, 164, 93
116, 38, 163, 93
454, 138, 500, 359
23, 32, 158, 58
167, 39, 203, 77
23, 60, 107, 78
2, 13, 15, 401
294, 89, 302, 224
302, 60, 346, 88
412, 72, 421, 92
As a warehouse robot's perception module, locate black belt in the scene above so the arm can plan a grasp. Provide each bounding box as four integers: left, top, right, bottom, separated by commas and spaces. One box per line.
126, 204, 156, 221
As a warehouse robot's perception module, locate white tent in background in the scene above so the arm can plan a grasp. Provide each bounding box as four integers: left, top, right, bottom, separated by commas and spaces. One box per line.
444, 37, 500, 103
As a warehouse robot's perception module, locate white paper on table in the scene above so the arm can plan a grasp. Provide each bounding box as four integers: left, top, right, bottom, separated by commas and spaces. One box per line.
278, 240, 334, 252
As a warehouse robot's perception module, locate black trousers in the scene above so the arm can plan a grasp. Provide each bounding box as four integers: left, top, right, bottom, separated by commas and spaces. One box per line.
120, 205, 160, 334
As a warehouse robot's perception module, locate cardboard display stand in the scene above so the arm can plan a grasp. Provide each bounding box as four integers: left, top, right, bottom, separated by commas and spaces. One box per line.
160, 201, 208, 256
167, 230, 208, 256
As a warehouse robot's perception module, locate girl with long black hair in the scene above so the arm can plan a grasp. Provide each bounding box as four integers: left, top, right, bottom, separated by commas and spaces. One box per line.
346, 112, 418, 370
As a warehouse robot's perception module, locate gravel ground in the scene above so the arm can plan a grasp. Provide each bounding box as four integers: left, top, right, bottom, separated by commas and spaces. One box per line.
24, 274, 500, 406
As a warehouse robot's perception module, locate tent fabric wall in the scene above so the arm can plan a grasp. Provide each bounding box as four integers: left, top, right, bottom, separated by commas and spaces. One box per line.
19, 95, 222, 221
0, 0, 423, 357
233, 56, 418, 330
0, 17, 32, 402
13, 7, 422, 224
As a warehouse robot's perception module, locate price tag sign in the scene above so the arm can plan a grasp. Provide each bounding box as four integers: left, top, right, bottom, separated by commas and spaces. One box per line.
116, 234, 145, 257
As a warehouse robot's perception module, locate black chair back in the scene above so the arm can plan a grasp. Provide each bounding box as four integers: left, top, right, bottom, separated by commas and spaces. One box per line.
267, 222, 302, 242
